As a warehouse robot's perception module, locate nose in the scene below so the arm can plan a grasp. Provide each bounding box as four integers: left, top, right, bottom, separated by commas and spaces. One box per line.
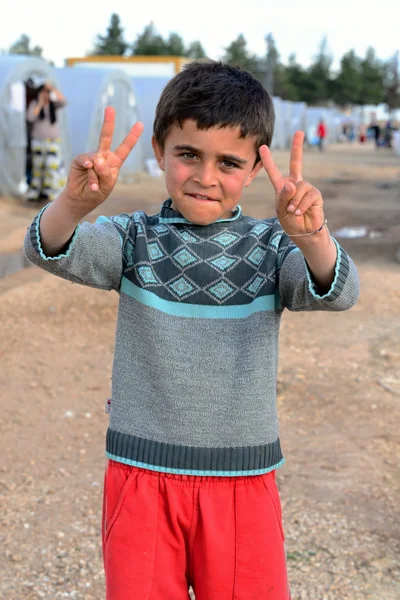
193, 161, 218, 187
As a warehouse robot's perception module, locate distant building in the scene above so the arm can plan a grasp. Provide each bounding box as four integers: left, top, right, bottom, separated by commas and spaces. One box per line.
65, 55, 191, 77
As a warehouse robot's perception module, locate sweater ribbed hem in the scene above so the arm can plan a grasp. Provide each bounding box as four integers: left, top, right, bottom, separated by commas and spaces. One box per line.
106, 428, 283, 476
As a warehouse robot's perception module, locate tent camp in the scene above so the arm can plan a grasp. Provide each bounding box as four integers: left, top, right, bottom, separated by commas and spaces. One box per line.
56, 67, 144, 181
271, 97, 286, 149
0, 55, 70, 197
131, 76, 172, 162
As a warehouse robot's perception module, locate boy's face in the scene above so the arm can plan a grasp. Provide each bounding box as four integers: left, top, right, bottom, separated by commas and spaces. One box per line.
152, 120, 263, 225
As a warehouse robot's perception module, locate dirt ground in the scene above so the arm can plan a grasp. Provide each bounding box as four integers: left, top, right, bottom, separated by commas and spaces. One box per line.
0, 142, 399, 600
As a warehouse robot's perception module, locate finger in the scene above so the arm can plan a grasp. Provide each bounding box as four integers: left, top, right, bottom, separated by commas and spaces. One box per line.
292, 188, 322, 216
259, 144, 285, 193
73, 153, 97, 169
279, 181, 297, 203
285, 181, 314, 214
97, 106, 116, 153
114, 122, 144, 164
289, 131, 304, 182
93, 157, 113, 190
87, 168, 100, 192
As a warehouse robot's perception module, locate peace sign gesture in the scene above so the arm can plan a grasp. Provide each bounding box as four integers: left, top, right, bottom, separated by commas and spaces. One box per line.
65, 107, 144, 212
260, 131, 325, 237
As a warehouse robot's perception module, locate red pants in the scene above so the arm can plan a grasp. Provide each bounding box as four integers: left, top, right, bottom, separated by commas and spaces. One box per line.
102, 460, 290, 599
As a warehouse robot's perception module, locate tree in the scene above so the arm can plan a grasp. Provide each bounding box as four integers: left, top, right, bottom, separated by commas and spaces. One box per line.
284, 53, 314, 101
165, 32, 186, 56
332, 50, 362, 107
186, 41, 207, 59
359, 48, 384, 105
263, 33, 278, 95
90, 13, 128, 56
132, 22, 166, 56
307, 36, 333, 104
384, 52, 400, 114
223, 34, 261, 80
9, 34, 42, 57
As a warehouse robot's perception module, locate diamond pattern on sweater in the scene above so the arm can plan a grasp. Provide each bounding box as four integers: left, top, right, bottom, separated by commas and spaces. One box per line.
246, 246, 267, 267
148, 242, 165, 261
211, 232, 240, 247
206, 280, 237, 301
172, 248, 200, 268
244, 275, 265, 296
137, 265, 159, 286
209, 255, 239, 272
168, 275, 197, 299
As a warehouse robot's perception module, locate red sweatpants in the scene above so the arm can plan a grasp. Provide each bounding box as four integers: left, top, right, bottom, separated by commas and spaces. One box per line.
102, 460, 290, 600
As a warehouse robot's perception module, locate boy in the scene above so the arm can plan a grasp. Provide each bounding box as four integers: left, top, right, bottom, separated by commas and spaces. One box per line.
24, 61, 359, 599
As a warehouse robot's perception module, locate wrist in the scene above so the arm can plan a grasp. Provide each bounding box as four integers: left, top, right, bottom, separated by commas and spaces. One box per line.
290, 223, 333, 251
55, 190, 91, 224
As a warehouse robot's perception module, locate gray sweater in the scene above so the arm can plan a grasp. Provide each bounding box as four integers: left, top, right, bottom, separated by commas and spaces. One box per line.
24, 199, 359, 476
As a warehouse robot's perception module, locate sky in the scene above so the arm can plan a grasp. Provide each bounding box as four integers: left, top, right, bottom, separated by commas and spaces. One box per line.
2, 0, 399, 69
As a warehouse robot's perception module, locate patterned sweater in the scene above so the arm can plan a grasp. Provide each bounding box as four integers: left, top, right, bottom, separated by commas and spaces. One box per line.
24, 199, 359, 476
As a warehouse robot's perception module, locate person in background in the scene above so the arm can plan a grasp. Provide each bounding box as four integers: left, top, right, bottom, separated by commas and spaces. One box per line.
317, 118, 327, 152
370, 119, 381, 149
26, 82, 67, 202
384, 120, 393, 149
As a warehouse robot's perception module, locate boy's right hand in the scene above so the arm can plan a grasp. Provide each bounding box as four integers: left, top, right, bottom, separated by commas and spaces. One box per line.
64, 106, 144, 215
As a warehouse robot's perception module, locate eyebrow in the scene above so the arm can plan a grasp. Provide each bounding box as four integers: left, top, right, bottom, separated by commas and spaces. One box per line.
173, 144, 248, 166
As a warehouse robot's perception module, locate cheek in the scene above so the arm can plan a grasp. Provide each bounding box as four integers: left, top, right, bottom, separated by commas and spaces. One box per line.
222, 171, 249, 198
165, 159, 191, 188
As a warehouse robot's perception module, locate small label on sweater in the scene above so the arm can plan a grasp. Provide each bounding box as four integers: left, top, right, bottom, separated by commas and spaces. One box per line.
105, 398, 111, 414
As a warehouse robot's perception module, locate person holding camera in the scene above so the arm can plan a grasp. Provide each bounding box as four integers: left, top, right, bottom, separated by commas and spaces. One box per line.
26, 82, 67, 202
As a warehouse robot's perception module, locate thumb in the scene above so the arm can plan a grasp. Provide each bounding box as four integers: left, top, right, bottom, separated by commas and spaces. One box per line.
279, 182, 296, 201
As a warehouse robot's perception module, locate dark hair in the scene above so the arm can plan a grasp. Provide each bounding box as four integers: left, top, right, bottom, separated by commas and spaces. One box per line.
36, 84, 57, 125
153, 60, 274, 162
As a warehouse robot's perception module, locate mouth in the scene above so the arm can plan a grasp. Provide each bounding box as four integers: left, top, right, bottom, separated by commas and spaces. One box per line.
186, 193, 219, 202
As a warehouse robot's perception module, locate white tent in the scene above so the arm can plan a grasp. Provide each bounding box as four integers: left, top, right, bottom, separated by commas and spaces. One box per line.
271, 97, 286, 149
56, 67, 144, 181
290, 102, 307, 139
0, 55, 70, 197
131, 76, 172, 161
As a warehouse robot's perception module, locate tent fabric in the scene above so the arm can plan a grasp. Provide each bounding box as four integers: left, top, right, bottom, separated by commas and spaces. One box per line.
56, 68, 144, 181
131, 76, 172, 161
0, 55, 70, 197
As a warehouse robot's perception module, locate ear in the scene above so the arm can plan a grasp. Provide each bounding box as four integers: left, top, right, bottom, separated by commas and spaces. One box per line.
152, 136, 165, 171
244, 161, 263, 187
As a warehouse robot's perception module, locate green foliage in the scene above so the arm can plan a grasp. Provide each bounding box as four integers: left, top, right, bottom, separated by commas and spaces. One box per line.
131, 22, 206, 58
90, 13, 128, 56
223, 34, 263, 81
9, 34, 43, 57
186, 41, 207, 59
132, 22, 167, 56
384, 52, 400, 111
331, 50, 362, 106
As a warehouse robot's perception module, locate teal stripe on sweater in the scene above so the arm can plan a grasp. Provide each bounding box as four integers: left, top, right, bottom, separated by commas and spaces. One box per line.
106, 452, 285, 476
120, 277, 276, 318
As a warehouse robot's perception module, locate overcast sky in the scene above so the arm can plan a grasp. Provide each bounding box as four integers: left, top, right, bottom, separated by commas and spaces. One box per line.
2, 0, 399, 69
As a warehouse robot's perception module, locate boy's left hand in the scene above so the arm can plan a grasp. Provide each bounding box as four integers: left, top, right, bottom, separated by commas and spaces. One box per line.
260, 131, 325, 236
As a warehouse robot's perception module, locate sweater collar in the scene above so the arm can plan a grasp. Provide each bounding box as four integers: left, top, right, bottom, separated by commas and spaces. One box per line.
159, 198, 242, 224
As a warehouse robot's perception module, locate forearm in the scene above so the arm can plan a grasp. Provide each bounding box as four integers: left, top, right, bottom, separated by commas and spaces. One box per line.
291, 226, 337, 293
39, 191, 90, 256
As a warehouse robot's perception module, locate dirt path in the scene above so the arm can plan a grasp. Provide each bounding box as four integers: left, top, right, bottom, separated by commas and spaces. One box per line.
0, 142, 399, 599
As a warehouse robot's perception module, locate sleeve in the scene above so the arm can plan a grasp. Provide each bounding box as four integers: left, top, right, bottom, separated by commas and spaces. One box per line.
23, 205, 135, 292
277, 233, 360, 312
26, 100, 37, 123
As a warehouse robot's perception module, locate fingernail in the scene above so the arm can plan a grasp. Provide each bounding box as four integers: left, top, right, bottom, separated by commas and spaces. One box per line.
287, 204, 295, 212
295, 209, 301, 216
84, 161, 91, 168
90, 183, 98, 191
